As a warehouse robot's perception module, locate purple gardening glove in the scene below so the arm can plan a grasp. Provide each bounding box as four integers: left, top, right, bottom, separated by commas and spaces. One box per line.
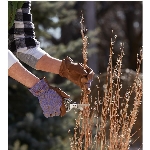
29, 77, 70, 118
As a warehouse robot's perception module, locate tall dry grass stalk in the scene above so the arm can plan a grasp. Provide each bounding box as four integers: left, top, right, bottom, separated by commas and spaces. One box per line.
69, 16, 143, 150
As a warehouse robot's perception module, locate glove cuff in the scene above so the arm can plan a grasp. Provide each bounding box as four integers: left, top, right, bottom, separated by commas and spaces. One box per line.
59, 58, 67, 78
59, 56, 72, 77
29, 77, 49, 97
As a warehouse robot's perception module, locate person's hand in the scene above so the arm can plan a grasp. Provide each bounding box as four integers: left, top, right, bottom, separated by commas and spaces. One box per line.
59, 56, 94, 93
29, 77, 70, 118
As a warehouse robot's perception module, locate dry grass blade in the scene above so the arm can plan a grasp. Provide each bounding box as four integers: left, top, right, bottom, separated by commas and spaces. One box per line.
69, 15, 143, 150
80, 14, 91, 150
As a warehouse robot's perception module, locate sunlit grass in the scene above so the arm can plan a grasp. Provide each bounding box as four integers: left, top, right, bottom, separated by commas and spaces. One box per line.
69, 16, 143, 150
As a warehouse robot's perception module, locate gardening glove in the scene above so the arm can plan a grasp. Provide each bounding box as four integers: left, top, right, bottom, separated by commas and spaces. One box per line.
29, 77, 70, 118
59, 56, 94, 93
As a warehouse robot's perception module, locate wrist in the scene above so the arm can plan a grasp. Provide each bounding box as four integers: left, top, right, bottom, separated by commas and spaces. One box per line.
36, 54, 62, 74
8, 61, 40, 88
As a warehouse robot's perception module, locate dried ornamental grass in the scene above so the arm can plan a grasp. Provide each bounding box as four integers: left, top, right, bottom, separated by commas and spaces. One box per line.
69, 16, 143, 150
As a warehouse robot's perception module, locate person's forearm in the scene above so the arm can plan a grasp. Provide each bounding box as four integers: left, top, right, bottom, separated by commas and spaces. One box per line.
35, 54, 62, 74
8, 62, 40, 88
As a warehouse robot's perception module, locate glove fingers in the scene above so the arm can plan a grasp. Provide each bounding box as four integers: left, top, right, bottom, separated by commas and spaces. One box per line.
85, 66, 95, 81
80, 68, 94, 93
81, 73, 94, 84
79, 64, 94, 83
70, 63, 87, 76
80, 77, 92, 94
49, 85, 69, 98
60, 102, 66, 117
54, 87, 70, 99
81, 76, 88, 84
66, 57, 87, 75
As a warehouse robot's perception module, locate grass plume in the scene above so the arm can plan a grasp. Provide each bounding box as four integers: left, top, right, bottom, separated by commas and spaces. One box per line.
69, 15, 143, 150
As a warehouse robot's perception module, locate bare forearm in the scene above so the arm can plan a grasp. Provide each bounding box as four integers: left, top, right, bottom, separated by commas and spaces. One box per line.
35, 54, 62, 74
8, 62, 40, 88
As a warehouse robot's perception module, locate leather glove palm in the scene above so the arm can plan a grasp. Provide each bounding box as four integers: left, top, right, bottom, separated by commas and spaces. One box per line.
59, 56, 94, 92
29, 77, 69, 118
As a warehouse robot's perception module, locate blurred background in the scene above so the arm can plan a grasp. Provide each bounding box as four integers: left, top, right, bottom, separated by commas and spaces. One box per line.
8, 1, 142, 150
